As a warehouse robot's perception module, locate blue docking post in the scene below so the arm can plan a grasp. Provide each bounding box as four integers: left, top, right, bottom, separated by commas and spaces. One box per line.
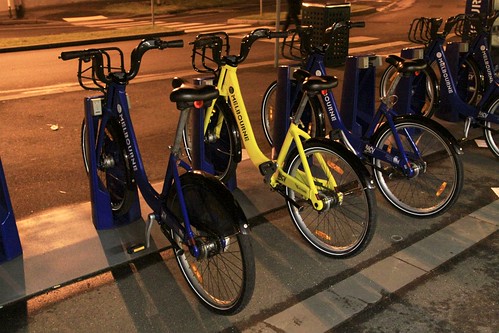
0, 158, 22, 263
391, 48, 426, 116
192, 78, 237, 190
340, 55, 379, 136
272, 66, 291, 159
435, 42, 463, 122
84, 97, 141, 230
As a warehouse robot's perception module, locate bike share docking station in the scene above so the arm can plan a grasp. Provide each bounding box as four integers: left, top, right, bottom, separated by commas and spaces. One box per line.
340, 55, 382, 135
436, 41, 469, 122
0, 157, 22, 263
392, 43, 470, 122
190, 77, 238, 191
84, 96, 142, 230
83, 80, 230, 231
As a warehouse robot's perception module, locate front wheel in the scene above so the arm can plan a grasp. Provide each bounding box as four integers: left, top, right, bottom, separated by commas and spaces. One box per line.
167, 172, 255, 314
483, 97, 499, 158
372, 117, 464, 217
261, 79, 325, 147
284, 139, 377, 257
379, 64, 438, 118
182, 98, 240, 184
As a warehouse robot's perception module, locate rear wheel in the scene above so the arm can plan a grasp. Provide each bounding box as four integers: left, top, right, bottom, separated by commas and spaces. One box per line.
81, 118, 136, 216
284, 140, 377, 257
168, 172, 255, 314
372, 117, 463, 217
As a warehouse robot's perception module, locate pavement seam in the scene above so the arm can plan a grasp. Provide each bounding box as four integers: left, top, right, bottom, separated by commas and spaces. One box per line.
242, 200, 499, 333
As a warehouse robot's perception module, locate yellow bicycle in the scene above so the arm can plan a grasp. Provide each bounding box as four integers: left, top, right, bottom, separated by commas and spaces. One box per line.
185, 29, 377, 257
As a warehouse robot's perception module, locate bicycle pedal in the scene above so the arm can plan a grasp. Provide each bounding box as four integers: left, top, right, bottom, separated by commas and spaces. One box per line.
259, 161, 277, 183
126, 243, 146, 254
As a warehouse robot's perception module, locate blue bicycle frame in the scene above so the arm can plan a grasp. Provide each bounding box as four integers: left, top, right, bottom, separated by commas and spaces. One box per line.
282, 50, 428, 178
94, 80, 200, 255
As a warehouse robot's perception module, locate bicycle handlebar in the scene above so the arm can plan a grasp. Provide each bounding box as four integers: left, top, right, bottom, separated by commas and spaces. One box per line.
325, 20, 365, 34
236, 28, 289, 64
60, 38, 184, 86
191, 28, 288, 72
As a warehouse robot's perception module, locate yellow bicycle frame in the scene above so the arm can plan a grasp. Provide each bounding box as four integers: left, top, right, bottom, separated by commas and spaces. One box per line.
204, 64, 340, 211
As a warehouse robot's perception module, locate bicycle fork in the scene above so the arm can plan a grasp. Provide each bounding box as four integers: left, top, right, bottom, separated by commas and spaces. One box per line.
269, 123, 342, 212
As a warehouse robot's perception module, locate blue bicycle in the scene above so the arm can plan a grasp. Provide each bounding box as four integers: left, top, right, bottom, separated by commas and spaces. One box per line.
60, 38, 255, 314
380, 14, 499, 158
261, 22, 464, 218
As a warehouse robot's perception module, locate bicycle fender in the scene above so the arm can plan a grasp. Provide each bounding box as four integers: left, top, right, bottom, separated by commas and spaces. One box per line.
299, 137, 376, 189
181, 171, 250, 236
391, 115, 464, 155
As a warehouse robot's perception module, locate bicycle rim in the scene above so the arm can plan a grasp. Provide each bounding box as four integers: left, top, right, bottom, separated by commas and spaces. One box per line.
373, 119, 463, 217
284, 141, 376, 257
168, 174, 255, 314
81, 119, 135, 216
484, 98, 499, 158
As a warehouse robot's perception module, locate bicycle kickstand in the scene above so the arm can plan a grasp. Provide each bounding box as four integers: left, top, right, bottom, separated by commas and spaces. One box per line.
126, 213, 155, 254
462, 116, 473, 141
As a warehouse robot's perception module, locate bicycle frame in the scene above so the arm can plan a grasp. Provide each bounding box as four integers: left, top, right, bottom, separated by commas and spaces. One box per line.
207, 64, 337, 211
95, 80, 199, 254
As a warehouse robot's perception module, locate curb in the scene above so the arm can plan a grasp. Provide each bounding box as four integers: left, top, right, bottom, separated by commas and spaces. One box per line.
227, 5, 377, 25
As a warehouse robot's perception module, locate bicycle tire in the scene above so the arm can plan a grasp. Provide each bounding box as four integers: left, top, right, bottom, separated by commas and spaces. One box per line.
261, 79, 325, 147
284, 139, 377, 257
81, 118, 137, 217
371, 116, 464, 217
483, 97, 499, 158
167, 172, 255, 314
182, 98, 240, 184
379, 64, 439, 118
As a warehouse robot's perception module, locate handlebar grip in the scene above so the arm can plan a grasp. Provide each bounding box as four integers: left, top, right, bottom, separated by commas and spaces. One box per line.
59, 49, 100, 61
269, 31, 289, 39
161, 39, 184, 49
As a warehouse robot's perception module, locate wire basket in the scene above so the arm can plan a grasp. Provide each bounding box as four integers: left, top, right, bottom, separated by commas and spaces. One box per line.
76, 47, 124, 92
190, 32, 229, 74
408, 17, 443, 45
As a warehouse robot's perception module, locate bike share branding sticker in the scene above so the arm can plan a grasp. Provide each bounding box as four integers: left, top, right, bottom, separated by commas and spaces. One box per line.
469, 0, 483, 13
323, 94, 337, 122
229, 86, 249, 142
436, 52, 454, 94
117, 103, 138, 171
480, 45, 494, 84
363, 144, 375, 155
